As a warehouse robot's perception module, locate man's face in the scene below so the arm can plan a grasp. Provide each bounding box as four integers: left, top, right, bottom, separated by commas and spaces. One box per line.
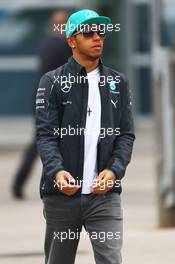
69, 24, 105, 60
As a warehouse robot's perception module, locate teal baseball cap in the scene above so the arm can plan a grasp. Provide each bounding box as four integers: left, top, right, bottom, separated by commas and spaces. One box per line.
66, 9, 111, 37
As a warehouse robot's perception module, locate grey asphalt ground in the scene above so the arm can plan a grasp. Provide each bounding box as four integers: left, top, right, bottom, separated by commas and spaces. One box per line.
0, 126, 175, 264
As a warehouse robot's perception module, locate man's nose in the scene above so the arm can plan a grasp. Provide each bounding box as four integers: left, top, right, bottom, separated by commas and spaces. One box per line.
92, 32, 101, 40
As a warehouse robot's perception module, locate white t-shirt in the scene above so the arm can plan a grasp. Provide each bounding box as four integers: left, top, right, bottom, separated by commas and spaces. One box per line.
81, 67, 101, 194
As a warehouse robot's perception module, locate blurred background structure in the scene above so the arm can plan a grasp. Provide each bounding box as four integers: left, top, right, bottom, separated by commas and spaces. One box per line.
11, 10, 72, 199
1, 0, 175, 263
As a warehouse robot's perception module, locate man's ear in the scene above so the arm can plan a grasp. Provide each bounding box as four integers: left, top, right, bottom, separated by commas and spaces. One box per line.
67, 37, 76, 49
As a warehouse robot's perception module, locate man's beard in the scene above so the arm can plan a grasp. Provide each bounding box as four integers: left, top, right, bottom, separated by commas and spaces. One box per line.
87, 53, 101, 61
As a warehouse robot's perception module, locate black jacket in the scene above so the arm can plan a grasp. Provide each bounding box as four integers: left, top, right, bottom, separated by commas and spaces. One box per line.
35, 56, 135, 198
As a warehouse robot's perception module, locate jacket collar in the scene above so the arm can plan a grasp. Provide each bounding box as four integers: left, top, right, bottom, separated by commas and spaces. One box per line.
68, 55, 104, 75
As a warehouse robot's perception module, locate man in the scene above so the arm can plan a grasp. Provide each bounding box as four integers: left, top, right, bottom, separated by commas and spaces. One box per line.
36, 9, 135, 264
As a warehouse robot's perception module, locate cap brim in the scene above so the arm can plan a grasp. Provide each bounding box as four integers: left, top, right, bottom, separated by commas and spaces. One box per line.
82, 16, 111, 26
67, 16, 112, 37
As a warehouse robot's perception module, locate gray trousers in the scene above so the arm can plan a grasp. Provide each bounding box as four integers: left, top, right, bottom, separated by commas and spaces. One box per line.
42, 192, 123, 264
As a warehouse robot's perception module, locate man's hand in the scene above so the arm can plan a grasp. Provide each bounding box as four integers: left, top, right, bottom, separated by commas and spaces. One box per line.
90, 169, 116, 194
55, 170, 80, 196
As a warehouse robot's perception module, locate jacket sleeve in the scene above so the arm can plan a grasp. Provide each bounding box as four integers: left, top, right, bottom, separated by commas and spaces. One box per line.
106, 75, 135, 180
35, 73, 64, 183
